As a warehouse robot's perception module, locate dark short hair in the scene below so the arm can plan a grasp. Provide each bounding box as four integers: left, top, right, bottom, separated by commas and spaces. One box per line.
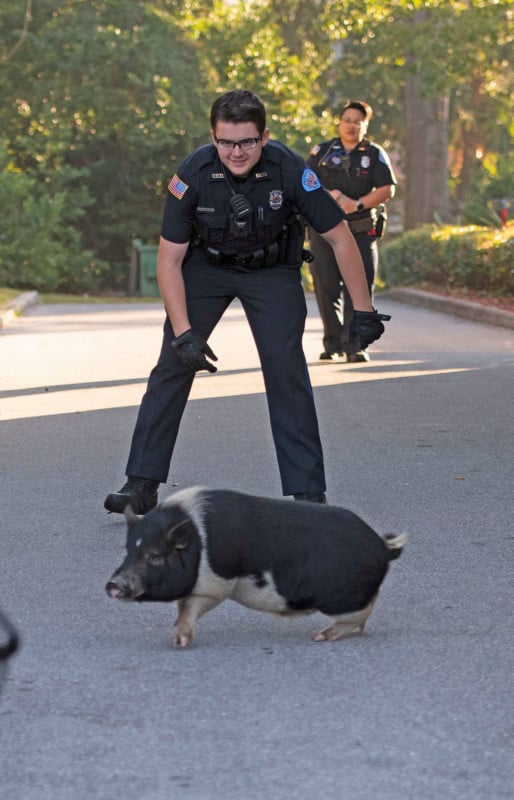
340, 100, 373, 121
210, 90, 267, 134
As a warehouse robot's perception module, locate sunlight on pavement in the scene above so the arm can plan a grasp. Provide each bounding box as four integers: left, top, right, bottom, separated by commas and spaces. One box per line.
0, 360, 477, 421
2, 299, 500, 422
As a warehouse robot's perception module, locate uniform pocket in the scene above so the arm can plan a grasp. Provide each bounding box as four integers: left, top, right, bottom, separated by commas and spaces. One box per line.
195, 210, 226, 244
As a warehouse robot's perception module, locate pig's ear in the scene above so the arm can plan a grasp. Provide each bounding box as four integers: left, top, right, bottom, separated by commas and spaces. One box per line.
124, 505, 143, 524
165, 519, 194, 550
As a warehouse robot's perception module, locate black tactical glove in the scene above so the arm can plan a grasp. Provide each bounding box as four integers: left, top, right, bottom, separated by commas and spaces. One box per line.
171, 329, 218, 373
350, 309, 391, 349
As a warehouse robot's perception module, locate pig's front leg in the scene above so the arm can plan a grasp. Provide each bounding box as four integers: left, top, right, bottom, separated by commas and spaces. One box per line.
173, 594, 222, 648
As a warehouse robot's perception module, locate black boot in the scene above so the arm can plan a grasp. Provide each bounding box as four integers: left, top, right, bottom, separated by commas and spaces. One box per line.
293, 491, 327, 504
104, 476, 159, 515
346, 351, 370, 363
319, 351, 344, 362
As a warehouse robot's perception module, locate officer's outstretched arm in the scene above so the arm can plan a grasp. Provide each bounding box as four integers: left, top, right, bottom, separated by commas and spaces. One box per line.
321, 221, 373, 312
156, 237, 191, 336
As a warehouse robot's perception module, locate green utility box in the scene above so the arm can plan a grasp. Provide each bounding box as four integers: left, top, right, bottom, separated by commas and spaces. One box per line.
131, 239, 160, 297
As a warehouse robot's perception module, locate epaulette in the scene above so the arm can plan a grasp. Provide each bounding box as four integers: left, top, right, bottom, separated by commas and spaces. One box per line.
311, 139, 338, 153
264, 139, 304, 166
177, 143, 217, 178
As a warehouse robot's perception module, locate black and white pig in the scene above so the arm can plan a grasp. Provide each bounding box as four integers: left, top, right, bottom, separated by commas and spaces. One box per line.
105, 487, 408, 647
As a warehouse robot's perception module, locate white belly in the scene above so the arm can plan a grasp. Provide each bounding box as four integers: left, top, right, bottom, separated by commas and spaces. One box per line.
231, 573, 288, 613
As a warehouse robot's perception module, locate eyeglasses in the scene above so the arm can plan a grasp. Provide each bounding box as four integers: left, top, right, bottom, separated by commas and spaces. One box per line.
214, 137, 262, 151
340, 118, 365, 127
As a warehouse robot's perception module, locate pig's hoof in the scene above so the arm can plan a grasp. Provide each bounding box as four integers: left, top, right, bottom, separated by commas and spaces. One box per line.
312, 623, 363, 642
313, 630, 332, 642
172, 631, 194, 648
313, 629, 345, 642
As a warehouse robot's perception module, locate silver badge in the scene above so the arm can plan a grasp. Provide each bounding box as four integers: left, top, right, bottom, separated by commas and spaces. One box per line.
361, 156, 370, 169
269, 190, 283, 210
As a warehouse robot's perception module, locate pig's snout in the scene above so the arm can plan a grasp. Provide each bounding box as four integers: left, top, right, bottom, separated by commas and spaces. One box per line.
105, 578, 126, 599
105, 574, 142, 601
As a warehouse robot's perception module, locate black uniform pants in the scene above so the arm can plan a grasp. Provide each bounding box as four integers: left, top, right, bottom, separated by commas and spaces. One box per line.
125, 259, 325, 495
309, 231, 378, 355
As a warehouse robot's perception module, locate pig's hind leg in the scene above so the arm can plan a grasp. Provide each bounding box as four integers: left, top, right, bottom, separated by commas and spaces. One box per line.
312, 596, 377, 642
173, 594, 223, 648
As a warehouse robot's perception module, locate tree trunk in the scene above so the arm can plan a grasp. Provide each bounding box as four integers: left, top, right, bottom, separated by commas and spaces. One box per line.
452, 73, 486, 218
404, 76, 450, 230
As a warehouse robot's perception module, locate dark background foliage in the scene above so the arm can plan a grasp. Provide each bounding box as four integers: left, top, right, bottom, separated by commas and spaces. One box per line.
1, 0, 512, 293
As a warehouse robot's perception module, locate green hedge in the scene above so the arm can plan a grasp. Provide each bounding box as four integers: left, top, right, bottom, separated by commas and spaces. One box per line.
0, 147, 110, 293
380, 224, 514, 295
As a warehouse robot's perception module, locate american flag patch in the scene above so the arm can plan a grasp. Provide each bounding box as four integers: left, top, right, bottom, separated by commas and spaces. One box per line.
168, 174, 189, 199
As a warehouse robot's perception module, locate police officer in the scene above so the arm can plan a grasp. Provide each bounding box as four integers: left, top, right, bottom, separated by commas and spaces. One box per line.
307, 100, 397, 362
104, 90, 390, 514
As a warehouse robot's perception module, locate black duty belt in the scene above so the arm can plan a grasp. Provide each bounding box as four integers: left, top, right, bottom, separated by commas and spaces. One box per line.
205, 241, 279, 271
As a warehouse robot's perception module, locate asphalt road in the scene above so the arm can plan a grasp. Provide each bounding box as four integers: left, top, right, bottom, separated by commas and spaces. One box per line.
1, 296, 513, 800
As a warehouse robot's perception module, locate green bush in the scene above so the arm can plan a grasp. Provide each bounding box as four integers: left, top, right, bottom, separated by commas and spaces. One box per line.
380, 224, 514, 295
0, 147, 110, 293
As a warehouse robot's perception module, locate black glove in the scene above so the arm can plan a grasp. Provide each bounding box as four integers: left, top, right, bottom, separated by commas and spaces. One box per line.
350, 309, 391, 349
171, 329, 218, 373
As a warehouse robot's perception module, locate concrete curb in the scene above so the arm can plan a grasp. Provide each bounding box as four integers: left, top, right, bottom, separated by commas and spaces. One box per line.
379, 288, 514, 331
0, 291, 40, 329
1, 288, 513, 332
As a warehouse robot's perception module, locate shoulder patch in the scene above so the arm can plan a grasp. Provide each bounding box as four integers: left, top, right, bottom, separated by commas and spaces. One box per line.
302, 168, 321, 192
168, 174, 189, 200
309, 144, 321, 156
378, 149, 392, 168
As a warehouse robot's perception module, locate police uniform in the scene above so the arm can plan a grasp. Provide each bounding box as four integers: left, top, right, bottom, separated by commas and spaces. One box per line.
307, 138, 396, 356
125, 140, 346, 496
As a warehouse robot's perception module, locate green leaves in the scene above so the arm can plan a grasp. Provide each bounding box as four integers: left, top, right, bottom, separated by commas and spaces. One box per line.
0, 0, 512, 292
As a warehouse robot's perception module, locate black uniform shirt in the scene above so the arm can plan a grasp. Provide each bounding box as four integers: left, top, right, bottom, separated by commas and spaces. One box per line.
307, 138, 396, 217
161, 140, 345, 256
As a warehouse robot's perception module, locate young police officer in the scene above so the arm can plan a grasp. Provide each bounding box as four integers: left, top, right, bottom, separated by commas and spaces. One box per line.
104, 90, 390, 514
307, 100, 397, 362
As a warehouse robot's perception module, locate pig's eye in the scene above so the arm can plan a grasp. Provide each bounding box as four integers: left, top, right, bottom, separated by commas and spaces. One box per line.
144, 552, 165, 566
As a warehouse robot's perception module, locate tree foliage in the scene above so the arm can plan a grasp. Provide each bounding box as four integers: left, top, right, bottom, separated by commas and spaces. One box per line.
311, 1, 513, 226
0, 143, 104, 291
0, 0, 512, 292
1, 0, 211, 290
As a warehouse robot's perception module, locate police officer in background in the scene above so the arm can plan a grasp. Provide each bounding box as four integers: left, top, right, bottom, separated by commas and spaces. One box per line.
104, 89, 390, 514
307, 100, 397, 362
